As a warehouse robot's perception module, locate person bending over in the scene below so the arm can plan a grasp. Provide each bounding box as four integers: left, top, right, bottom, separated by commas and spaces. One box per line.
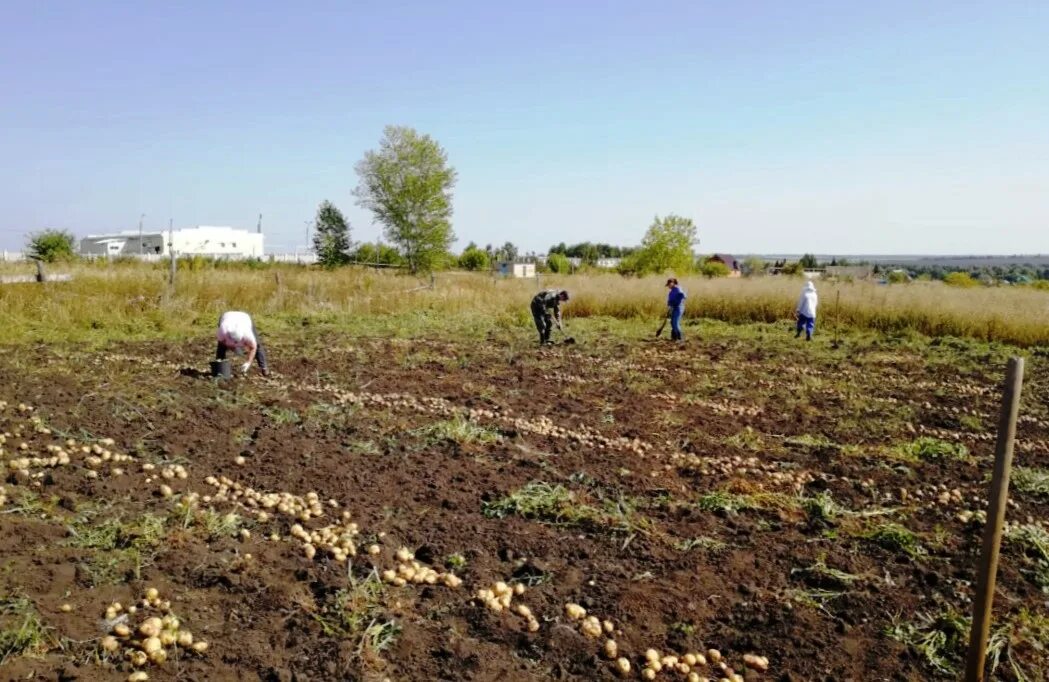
216, 311, 269, 375
530, 289, 569, 345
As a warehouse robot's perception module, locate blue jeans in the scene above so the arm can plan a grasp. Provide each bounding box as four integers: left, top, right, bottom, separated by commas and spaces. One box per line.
669, 305, 684, 341
796, 314, 815, 340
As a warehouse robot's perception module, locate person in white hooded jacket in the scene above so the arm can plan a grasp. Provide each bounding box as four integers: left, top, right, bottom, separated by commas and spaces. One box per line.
794, 281, 818, 341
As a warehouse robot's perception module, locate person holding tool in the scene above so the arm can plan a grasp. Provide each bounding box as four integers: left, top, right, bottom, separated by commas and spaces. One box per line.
216, 311, 269, 375
530, 289, 569, 345
665, 277, 687, 341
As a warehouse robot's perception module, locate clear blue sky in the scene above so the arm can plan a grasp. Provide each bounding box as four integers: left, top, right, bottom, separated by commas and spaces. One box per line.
1, 0, 1046, 255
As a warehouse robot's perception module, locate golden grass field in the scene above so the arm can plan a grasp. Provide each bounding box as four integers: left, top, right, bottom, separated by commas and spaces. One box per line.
0, 260, 1047, 346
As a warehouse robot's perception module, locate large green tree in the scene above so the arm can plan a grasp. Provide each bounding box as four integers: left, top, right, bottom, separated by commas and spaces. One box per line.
312, 200, 351, 267
27, 229, 76, 262
632, 214, 698, 274
354, 125, 457, 273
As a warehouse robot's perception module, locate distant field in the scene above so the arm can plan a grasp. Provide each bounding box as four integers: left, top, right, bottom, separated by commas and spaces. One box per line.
0, 261, 1047, 347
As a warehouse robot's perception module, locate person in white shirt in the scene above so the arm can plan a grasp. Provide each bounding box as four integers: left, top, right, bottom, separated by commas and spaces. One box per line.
216, 311, 269, 375
794, 281, 819, 341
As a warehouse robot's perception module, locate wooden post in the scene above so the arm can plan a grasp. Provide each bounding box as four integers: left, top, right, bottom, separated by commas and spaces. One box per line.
965, 356, 1025, 682
833, 290, 841, 348
168, 219, 176, 286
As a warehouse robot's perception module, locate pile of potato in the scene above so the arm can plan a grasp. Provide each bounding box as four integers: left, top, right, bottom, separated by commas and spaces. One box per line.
476, 581, 537, 631
98, 587, 207, 680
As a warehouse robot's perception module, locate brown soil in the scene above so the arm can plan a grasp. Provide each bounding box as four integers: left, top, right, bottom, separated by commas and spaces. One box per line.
1, 329, 1047, 681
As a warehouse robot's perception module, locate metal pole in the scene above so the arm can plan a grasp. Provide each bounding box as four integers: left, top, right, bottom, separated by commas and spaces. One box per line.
965, 356, 1025, 682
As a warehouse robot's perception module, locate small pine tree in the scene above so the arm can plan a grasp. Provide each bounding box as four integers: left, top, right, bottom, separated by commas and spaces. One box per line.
312, 201, 351, 267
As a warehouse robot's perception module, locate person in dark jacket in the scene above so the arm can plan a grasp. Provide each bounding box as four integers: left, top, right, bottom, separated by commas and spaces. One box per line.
666, 278, 687, 341
530, 289, 569, 344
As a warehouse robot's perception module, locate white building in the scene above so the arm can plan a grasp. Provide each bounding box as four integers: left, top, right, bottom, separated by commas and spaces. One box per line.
80, 226, 264, 259
495, 261, 536, 278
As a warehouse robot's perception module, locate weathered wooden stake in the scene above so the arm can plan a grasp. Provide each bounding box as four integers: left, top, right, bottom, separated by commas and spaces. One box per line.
168, 218, 176, 287
965, 356, 1024, 682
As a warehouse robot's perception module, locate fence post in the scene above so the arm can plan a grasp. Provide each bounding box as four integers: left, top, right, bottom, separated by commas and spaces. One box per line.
965, 356, 1025, 682
430, 272, 436, 290
168, 219, 176, 287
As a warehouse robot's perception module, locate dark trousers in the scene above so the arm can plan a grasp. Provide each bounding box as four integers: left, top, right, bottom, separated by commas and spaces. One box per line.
531, 303, 553, 343
795, 314, 815, 341
216, 321, 268, 370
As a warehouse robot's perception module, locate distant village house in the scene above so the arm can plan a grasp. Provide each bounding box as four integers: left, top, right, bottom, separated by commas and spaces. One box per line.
495, 261, 536, 278
708, 253, 742, 278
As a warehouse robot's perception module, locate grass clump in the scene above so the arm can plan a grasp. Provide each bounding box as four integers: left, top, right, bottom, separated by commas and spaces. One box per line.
864, 522, 925, 559
800, 491, 844, 525
483, 482, 586, 524
66, 512, 168, 585
0, 596, 52, 665
483, 482, 651, 535
418, 415, 500, 445
986, 609, 1049, 682
194, 509, 245, 540
886, 610, 969, 675
785, 433, 839, 452
792, 556, 860, 589
1005, 523, 1049, 591
673, 536, 728, 554
264, 406, 301, 426
725, 427, 764, 451
898, 437, 969, 461
787, 588, 846, 615
1012, 467, 1049, 499
313, 573, 400, 657
695, 491, 757, 515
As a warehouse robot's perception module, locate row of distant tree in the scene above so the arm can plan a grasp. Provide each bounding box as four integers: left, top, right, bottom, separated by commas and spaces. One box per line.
21, 121, 1049, 285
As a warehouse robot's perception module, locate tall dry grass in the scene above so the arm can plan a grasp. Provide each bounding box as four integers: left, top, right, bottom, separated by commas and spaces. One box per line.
0, 260, 1047, 346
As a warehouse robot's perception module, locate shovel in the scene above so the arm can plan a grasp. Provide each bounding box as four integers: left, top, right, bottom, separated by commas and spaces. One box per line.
557, 325, 576, 345
655, 311, 670, 337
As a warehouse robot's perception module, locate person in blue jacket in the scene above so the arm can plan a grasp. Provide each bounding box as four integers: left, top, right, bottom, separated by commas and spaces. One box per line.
666, 277, 687, 341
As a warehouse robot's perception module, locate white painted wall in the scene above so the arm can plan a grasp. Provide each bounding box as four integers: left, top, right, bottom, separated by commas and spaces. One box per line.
496, 261, 536, 278
80, 226, 264, 258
